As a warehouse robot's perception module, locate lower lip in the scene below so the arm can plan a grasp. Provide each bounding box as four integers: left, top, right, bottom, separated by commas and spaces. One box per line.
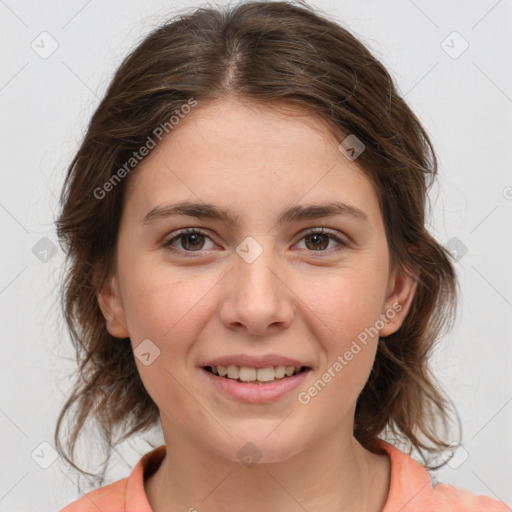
200, 367, 311, 403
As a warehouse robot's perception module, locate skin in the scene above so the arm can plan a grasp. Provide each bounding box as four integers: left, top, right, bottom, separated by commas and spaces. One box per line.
98, 97, 416, 512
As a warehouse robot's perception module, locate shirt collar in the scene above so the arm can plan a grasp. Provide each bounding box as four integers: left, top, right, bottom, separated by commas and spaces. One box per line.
124, 439, 435, 511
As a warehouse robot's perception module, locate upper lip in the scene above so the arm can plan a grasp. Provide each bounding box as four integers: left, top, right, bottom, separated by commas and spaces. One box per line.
200, 354, 312, 369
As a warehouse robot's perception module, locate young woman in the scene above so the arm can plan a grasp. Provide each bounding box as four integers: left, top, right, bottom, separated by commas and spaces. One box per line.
55, 1, 510, 511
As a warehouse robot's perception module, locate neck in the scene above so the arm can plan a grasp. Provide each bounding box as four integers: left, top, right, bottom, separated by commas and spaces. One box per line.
145, 419, 390, 512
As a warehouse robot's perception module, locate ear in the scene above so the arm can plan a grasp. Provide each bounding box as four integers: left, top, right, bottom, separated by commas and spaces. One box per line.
378, 264, 417, 337
96, 271, 130, 339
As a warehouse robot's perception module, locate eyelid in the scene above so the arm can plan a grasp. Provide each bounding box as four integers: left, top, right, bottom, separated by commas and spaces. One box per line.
298, 227, 351, 247
163, 227, 216, 252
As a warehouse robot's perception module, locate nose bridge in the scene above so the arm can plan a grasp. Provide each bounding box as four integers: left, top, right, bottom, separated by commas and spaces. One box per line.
220, 234, 293, 333
235, 234, 281, 301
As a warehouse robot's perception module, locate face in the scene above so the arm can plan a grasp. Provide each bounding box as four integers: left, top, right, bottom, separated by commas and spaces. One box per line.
98, 98, 415, 464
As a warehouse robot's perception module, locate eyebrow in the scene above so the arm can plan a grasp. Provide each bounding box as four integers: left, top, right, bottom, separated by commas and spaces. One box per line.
142, 200, 369, 227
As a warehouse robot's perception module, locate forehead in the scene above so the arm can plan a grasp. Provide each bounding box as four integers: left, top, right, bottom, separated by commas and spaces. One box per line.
124, 98, 380, 226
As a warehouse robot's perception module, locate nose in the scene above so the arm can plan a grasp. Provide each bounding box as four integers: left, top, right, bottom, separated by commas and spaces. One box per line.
219, 243, 295, 336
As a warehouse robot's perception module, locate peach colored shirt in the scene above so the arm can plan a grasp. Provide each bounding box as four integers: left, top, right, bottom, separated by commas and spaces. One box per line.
59, 440, 510, 511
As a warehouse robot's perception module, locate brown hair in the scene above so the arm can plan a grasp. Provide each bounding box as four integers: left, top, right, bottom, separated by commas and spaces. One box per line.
55, 0, 460, 483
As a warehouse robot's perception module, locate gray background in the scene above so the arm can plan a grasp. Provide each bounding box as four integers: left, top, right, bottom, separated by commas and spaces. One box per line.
1, 0, 511, 510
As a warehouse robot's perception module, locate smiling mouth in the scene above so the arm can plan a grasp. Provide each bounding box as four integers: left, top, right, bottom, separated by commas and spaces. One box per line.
202, 365, 310, 384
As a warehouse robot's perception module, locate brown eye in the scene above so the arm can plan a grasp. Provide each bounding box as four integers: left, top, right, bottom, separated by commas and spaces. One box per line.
165, 229, 215, 252
179, 232, 205, 251
297, 229, 349, 252
304, 232, 330, 250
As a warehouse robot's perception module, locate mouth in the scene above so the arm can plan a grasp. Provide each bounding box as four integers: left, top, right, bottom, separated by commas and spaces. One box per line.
202, 364, 311, 384
200, 363, 312, 403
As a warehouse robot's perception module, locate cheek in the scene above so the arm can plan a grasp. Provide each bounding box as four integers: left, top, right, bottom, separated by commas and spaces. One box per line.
121, 267, 222, 425
119, 260, 221, 361
113, 234, 214, 425
302, 264, 388, 343
294, 265, 387, 400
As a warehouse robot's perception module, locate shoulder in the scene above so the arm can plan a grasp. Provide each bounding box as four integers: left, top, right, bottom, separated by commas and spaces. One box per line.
58, 478, 128, 512
378, 439, 511, 511
57, 445, 166, 512
428, 481, 511, 511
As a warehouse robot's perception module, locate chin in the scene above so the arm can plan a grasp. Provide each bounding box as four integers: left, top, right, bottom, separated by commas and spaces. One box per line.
208, 428, 307, 466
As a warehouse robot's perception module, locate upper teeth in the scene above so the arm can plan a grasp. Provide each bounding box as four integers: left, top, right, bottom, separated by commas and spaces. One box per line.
210, 365, 302, 382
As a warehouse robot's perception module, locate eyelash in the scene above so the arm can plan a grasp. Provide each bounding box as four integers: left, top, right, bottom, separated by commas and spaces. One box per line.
163, 227, 351, 255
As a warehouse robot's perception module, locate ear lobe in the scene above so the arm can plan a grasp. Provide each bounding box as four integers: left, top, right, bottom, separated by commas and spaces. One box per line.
378, 264, 417, 338
96, 273, 130, 339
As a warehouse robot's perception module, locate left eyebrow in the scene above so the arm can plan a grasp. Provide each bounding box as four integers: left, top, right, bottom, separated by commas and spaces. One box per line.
142, 200, 369, 226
